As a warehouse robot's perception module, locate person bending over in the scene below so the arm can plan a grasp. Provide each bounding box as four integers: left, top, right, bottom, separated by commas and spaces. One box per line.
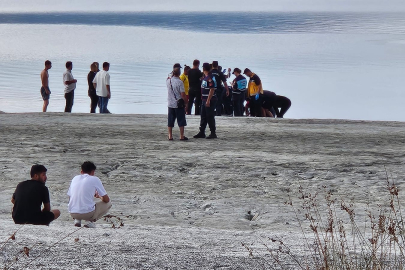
261, 90, 292, 118
67, 161, 112, 228
11, 165, 60, 225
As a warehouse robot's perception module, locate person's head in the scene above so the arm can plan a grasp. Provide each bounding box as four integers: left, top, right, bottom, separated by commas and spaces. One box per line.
173, 63, 182, 69
243, 68, 252, 77
212, 61, 219, 69
66, 61, 73, 70
90, 62, 97, 72
103, 62, 110, 71
94, 62, 100, 71
184, 65, 190, 75
202, 62, 211, 73
81, 161, 97, 175
30, 164, 47, 183
45, 60, 52, 70
172, 67, 181, 77
192, 59, 200, 67
232, 68, 242, 76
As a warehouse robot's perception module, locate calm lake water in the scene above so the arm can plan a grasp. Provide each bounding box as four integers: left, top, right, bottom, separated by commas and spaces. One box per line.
0, 11, 404, 121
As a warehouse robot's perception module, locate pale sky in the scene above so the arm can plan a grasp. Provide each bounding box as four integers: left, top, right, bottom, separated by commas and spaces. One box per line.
1, 0, 405, 12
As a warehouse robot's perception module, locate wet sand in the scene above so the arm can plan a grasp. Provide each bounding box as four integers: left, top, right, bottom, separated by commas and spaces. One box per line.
1, 113, 404, 269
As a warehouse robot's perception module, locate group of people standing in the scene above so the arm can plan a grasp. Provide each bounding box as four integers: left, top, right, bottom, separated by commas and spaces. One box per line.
167, 59, 292, 140
40, 60, 112, 114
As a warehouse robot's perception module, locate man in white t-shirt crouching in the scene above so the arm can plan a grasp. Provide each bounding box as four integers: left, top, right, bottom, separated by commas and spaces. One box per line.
67, 161, 112, 228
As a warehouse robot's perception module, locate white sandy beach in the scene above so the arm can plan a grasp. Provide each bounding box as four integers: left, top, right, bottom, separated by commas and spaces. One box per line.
1, 113, 404, 269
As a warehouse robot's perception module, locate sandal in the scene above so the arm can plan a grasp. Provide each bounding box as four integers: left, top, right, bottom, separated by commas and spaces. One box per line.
180, 137, 188, 141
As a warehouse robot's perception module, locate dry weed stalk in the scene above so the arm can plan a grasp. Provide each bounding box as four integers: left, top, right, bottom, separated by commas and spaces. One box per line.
248, 172, 405, 270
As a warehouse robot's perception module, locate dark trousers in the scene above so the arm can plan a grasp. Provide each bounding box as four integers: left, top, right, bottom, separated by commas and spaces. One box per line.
199, 99, 217, 134
215, 88, 223, 116
232, 93, 244, 116
222, 89, 233, 115
89, 91, 99, 113
249, 95, 263, 117
64, 90, 74, 112
187, 88, 202, 115
273, 96, 291, 118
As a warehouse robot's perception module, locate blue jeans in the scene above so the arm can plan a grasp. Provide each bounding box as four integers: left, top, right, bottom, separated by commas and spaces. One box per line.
99, 96, 109, 113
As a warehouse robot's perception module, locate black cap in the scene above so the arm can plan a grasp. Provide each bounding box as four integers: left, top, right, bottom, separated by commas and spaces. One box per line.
173, 63, 182, 69
202, 62, 211, 71
243, 68, 251, 74
232, 68, 241, 74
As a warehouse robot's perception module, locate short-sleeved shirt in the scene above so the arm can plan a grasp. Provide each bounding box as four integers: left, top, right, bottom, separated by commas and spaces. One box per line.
209, 69, 226, 90
247, 73, 263, 96
179, 73, 189, 95
92, 70, 110, 97
12, 180, 50, 224
167, 76, 185, 108
187, 68, 203, 91
63, 69, 76, 93
262, 90, 277, 109
232, 75, 247, 94
67, 174, 108, 214
201, 74, 217, 101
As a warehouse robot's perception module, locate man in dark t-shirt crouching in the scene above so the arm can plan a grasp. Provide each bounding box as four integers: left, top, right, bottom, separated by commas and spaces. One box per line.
11, 165, 60, 225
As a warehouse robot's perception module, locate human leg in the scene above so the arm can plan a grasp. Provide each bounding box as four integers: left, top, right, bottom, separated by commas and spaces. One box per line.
64, 91, 74, 112
90, 201, 112, 222
90, 93, 99, 113
195, 90, 202, 115
42, 100, 49, 112
187, 91, 195, 115
276, 96, 291, 118
99, 96, 109, 113
194, 101, 207, 138
168, 107, 176, 140
215, 88, 223, 116
175, 107, 187, 140
233, 93, 242, 116
206, 99, 217, 138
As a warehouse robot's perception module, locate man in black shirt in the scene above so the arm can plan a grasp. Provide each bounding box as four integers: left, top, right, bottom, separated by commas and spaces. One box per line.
210, 61, 229, 116
11, 165, 60, 225
187, 59, 203, 115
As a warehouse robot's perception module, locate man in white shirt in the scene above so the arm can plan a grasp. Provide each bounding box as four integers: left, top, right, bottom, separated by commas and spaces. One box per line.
63, 61, 77, 113
67, 161, 112, 228
92, 62, 111, 113
167, 67, 187, 140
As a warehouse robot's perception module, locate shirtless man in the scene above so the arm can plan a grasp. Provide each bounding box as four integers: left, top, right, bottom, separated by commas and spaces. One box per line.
40, 60, 52, 112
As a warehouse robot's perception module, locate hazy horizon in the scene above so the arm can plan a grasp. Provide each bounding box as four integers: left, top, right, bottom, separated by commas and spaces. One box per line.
1, 0, 405, 13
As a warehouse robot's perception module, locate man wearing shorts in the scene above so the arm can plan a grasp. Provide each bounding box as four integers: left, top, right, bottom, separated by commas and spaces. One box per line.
11, 165, 60, 225
67, 161, 112, 228
167, 67, 188, 140
40, 60, 52, 112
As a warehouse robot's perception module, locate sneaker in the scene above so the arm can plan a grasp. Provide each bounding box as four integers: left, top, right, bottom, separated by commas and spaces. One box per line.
74, 219, 81, 227
206, 133, 217, 139
193, 132, 206, 138
84, 221, 96, 228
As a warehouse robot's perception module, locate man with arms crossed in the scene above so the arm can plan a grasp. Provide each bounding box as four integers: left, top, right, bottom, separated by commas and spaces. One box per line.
93, 62, 111, 113
63, 61, 77, 113
11, 165, 60, 225
40, 60, 52, 112
67, 161, 111, 228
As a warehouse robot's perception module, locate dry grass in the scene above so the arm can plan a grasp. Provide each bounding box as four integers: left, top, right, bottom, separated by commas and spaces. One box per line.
246, 170, 405, 269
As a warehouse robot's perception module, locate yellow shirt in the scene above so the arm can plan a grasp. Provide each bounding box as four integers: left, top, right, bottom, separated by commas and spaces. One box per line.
180, 73, 189, 95
247, 73, 263, 97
